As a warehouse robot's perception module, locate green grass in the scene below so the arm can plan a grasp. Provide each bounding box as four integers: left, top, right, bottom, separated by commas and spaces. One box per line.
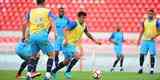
0, 70, 160, 80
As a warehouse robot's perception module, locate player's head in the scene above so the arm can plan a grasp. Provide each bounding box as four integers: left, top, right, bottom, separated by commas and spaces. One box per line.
147, 9, 156, 20
36, 0, 45, 5
116, 26, 121, 32
77, 11, 87, 24
58, 7, 65, 18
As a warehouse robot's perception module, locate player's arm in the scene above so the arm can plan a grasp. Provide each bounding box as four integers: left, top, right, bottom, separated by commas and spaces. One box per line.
22, 12, 29, 42
109, 33, 117, 45
109, 33, 114, 43
122, 32, 125, 43
63, 28, 70, 45
48, 11, 56, 39
137, 22, 144, 45
151, 20, 160, 39
63, 18, 74, 45
84, 26, 101, 45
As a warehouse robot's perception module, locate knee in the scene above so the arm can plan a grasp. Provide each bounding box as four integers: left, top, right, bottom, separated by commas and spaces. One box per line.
74, 53, 81, 60
55, 51, 59, 56
63, 59, 70, 65
150, 55, 155, 58
48, 52, 55, 59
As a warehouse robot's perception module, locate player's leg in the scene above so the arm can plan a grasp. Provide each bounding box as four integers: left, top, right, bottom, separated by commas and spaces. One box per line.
64, 45, 82, 79
26, 39, 41, 80
52, 59, 70, 73
32, 54, 40, 72
16, 60, 28, 79
111, 55, 121, 72
149, 40, 156, 74
111, 45, 121, 72
31, 54, 41, 78
52, 54, 71, 80
40, 41, 55, 80
138, 41, 148, 74
55, 51, 59, 67
27, 56, 39, 80
54, 42, 60, 67
65, 46, 82, 73
120, 54, 124, 71
43, 52, 55, 80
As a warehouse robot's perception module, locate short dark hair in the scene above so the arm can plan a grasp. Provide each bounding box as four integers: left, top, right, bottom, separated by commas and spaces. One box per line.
59, 7, 64, 10
36, 0, 45, 5
77, 11, 87, 17
149, 9, 154, 13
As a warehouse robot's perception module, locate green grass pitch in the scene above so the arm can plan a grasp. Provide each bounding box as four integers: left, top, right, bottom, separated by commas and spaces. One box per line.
0, 70, 159, 80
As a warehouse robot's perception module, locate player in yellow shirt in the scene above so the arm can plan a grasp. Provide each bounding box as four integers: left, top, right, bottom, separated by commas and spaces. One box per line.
137, 9, 159, 74
51, 11, 101, 80
21, 0, 56, 80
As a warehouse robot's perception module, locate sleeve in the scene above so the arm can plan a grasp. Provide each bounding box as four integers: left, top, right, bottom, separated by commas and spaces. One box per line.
48, 11, 57, 22
66, 20, 77, 30
122, 33, 124, 41
110, 33, 114, 40
156, 19, 160, 28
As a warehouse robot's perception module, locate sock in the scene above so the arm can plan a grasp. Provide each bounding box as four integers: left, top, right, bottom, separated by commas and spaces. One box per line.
140, 54, 145, 69
112, 57, 120, 68
66, 58, 79, 72
47, 58, 53, 72
150, 55, 155, 70
27, 58, 36, 72
33, 58, 39, 72
52, 62, 67, 73
18, 60, 28, 75
55, 53, 59, 67
120, 55, 124, 68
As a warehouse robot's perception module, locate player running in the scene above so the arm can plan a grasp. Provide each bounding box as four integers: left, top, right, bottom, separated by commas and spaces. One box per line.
109, 26, 125, 72
16, 21, 41, 80
21, 0, 56, 80
137, 9, 159, 74
16, 41, 41, 80
51, 7, 70, 68
51, 11, 101, 80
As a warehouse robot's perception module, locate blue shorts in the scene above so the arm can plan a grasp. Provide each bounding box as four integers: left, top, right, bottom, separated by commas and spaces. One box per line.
114, 44, 122, 56
29, 33, 54, 55
53, 36, 64, 51
62, 43, 76, 60
140, 40, 156, 56
16, 41, 33, 60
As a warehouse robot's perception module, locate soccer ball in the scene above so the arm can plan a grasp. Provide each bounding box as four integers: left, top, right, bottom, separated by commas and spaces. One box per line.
92, 69, 102, 80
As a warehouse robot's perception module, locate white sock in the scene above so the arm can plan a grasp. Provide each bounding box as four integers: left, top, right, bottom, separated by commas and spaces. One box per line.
111, 67, 115, 69
150, 68, 154, 71
140, 66, 143, 70
26, 72, 32, 77
120, 67, 123, 69
45, 72, 51, 78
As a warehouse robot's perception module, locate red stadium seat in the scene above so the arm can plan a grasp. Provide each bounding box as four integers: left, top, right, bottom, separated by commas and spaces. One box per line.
0, 0, 160, 32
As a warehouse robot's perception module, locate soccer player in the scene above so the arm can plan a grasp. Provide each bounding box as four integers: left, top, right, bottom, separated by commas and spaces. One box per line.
21, 0, 56, 80
109, 26, 125, 72
137, 9, 159, 74
51, 7, 70, 68
16, 53, 40, 80
51, 11, 101, 79
16, 28, 41, 80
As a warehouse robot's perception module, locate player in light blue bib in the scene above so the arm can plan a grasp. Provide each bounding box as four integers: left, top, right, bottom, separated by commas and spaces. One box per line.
109, 26, 125, 72
51, 7, 70, 67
